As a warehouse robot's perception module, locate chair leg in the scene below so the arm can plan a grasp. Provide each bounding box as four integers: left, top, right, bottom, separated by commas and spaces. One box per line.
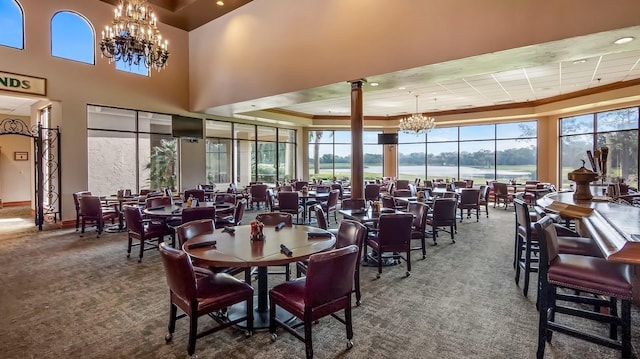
304, 314, 314, 359
187, 308, 198, 357
421, 234, 426, 259
514, 236, 522, 285
167, 301, 177, 338
450, 225, 455, 243
269, 301, 277, 335
405, 250, 411, 276
622, 299, 632, 358
432, 228, 438, 245
354, 267, 361, 306
523, 241, 532, 296
376, 250, 382, 278
536, 282, 549, 359
345, 305, 353, 344
138, 238, 145, 263
127, 235, 132, 258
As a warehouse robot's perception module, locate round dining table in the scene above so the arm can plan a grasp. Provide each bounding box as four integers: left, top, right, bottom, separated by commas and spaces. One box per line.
142, 202, 235, 218
183, 224, 335, 329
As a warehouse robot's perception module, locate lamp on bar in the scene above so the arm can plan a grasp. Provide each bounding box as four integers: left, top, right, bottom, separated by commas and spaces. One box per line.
100, 0, 170, 72
399, 94, 436, 135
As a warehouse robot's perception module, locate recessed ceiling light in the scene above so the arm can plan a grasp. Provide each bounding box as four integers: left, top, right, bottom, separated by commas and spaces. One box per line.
572, 59, 587, 64
216, 1, 225, 6
614, 36, 634, 45
370, 82, 379, 87
398, 87, 406, 90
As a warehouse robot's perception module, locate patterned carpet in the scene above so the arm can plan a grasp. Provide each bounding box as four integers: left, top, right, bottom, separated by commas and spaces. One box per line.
0, 206, 638, 359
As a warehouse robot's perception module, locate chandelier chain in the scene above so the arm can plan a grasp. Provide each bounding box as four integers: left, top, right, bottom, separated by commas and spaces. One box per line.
100, 0, 169, 71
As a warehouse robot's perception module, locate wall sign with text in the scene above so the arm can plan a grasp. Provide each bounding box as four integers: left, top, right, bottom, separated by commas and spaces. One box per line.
0, 71, 46, 96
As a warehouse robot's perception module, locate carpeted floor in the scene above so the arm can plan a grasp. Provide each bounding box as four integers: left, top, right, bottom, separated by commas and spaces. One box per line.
0, 205, 638, 358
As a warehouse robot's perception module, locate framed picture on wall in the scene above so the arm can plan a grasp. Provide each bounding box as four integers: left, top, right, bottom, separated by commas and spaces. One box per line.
14, 151, 28, 161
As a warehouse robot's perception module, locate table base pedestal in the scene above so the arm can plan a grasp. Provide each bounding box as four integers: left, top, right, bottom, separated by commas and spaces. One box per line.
226, 296, 294, 330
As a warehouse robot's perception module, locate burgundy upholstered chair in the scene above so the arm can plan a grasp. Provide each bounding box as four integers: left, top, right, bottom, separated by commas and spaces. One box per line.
123, 205, 173, 262
381, 195, 396, 209
513, 198, 602, 297
78, 195, 121, 237
321, 190, 340, 224
298, 218, 367, 305
159, 243, 254, 359
535, 217, 632, 358
183, 189, 205, 203
478, 185, 490, 218
214, 193, 237, 205
250, 184, 269, 210
458, 188, 481, 222
277, 191, 304, 224
269, 245, 360, 359
294, 180, 309, 191
493, 182, 514, 210
215, 199, 246, 227
181, 206, 216, 225
425, 198, 458, 245
255, 212, 294, 280
341, 198, 366, 211
175, 219, 250, 282
395, 179, 410, 190
255, 212, 293, 227
407, 202, 429, 259
364, 184, 380, 202
365, 213, 414, 278
73, 191, 92, 231
145, 196, 172, 208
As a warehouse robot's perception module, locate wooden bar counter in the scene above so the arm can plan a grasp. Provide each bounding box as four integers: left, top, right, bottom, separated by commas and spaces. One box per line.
539, 191, 640, 303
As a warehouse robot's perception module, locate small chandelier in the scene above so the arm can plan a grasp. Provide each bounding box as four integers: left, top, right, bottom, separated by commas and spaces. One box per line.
399, 94, 436, 134
100, 0, 169, 72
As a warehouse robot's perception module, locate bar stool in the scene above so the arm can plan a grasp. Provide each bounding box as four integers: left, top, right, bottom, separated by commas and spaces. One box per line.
514, 198, 602, 297
535, 216, 632, 358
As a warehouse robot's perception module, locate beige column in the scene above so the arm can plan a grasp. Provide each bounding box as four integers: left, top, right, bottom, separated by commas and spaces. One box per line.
350, 80, 364, 199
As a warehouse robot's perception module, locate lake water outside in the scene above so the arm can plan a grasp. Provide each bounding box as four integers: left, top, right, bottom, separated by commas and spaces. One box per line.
334, 165, 531, 177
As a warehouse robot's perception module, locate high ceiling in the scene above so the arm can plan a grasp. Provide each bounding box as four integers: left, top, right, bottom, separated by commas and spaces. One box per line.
1, 3, 639, 123
98, 0, 252, 31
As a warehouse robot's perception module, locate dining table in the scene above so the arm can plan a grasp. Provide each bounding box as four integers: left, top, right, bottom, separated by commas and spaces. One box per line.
295, 190, 329, 224
183, 224, 335, 329
143, 202, 235, 217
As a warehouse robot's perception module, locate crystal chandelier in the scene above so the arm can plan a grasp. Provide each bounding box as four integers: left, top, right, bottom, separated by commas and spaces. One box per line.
399, 94, 436, 134
100, 0, 169, 71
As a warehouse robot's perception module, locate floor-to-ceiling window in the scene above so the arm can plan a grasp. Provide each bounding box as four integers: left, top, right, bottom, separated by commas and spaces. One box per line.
397, 131, 426, 180
278, 128, 296, 182
397, 121, 537, 183
308, 130, 383, 181
560, 107, 638, 188
234, 123, 296, 186
205, 120, 232, 187
87, 106, 177, 195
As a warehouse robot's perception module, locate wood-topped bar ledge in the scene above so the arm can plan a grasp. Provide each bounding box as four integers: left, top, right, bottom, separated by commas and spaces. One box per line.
539, 191, 640, 304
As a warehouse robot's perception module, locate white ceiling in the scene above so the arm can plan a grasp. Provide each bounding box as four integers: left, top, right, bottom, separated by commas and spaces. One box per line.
3, 27, 640, 121
207, 26, 640, 120
0, 94, 38, 117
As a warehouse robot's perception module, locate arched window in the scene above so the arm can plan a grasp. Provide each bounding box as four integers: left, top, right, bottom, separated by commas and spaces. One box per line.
0, 0, 24, 49
51, 11, 94, 64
